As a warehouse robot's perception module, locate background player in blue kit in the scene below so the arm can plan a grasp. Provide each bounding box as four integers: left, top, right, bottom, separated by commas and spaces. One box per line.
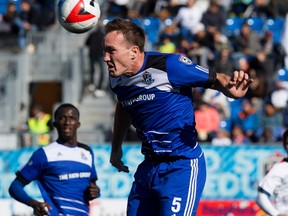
9, 103, 100, 216
104, 19, 253, 216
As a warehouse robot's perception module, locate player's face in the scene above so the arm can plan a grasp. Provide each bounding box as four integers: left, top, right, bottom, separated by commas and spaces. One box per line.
54, 107, 80, 142
103, 31, 134, 77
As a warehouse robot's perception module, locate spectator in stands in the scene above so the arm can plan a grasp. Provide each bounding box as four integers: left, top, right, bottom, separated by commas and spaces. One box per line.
233, 23, 262, 63
269, 0, 288, 17
164, 0, 189, 16
172, 0, 203, 41
1, 2, 18, 34
85, 24, 107, 97
27, 103, 53, 146
284, 101, 288, 128
281, 13, 288, 69
213, 30, 231, 58
232, 23, 274, 98
261, 31, 274, 57
201, 0, 226, 33
257, 31, 278, 95
14, 0, 41, 49
236, 57, 267, 101
107, 0, 129, 18
194, 102, 220, 142
176, 37, 191, 56
158, 18, 180, 45
270, 81, 288, 110
15, 102, 30, 147
231, 125, 251, 145
228, 0, 253, 17
257, 102, 284, 142
215, 0, 233, 15
36, 0, 56, 29
158, 35, 176, 53
258, 127, 277, 143
137, 0, 157, 18
213, 47, 234, 77
189, 23, 215, 67
234, 99, 260, 142
211, 128, 232, 146
228, 97, 244, 128
235, 54, 252, 73
243, 0, 274, 18
202, 89, 231, 120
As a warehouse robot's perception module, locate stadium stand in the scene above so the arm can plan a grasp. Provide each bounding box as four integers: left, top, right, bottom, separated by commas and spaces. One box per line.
277, 67, 288, 81
246, 17, 266, 36
266, 17, 285, 44
0, 0, 287, 148
224, 17, 245, 38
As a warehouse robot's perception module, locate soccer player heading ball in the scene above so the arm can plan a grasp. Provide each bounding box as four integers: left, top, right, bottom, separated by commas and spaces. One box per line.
104, 18, 253, 215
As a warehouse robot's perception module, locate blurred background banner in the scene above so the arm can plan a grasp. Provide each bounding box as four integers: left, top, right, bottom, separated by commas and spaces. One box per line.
0, 144, 283, 215
1, 144, 285, 199
197, 200, 266, 216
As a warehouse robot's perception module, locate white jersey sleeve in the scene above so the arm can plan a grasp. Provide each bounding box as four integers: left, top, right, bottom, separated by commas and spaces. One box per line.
256, 190, 279, 216
258, 160, 288, 214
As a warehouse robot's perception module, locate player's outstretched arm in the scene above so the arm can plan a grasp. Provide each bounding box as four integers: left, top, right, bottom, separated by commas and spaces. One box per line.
212, 70, 253, 99
110, 102, 131, 173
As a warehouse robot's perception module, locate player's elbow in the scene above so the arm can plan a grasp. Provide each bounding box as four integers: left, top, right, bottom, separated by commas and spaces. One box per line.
8, 179, 17, 198
256, 189, 270, 208
255, 192, 261, 206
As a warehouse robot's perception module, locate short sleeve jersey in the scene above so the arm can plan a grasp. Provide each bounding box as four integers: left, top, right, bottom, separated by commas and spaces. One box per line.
16, 142, 97, 216
258, 159, 288, 213
110, 52, 216, 158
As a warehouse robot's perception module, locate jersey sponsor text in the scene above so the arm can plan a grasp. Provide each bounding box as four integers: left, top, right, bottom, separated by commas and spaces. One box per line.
121, 94, 155, 107
59, 172, 91, 180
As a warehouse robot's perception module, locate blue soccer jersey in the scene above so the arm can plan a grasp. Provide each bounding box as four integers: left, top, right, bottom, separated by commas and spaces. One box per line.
110, 52, 216, 158
16, 142, 97, 216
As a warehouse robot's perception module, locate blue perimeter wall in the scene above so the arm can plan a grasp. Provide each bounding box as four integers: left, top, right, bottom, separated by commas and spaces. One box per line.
0, 144, 285, 200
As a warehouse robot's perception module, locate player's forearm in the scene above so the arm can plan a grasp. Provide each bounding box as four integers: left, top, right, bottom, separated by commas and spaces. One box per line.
112, 102, 132, 149
256, 192, 279, 216
9, 178, 34, 206
212, 73, 234, 97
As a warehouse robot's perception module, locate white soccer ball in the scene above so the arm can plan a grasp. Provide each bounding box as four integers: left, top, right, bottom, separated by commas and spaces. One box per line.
57, 0, 101, 34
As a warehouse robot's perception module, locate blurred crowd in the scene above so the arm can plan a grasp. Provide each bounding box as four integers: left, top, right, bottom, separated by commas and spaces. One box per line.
1, 0, 288, 145
0, 0, 55, 50
103, 0, 288, 145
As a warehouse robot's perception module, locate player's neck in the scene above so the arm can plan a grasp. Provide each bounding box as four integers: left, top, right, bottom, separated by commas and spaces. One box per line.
57, 137, 78, 147
127, 53, 145, 76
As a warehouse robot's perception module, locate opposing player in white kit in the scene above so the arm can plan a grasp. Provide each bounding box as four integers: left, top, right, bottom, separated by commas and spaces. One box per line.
256, 129, 288, 216
104, 19, 253, 216
9, 103, 100, 216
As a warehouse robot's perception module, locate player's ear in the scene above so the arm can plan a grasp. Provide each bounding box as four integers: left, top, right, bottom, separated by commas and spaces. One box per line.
131, 46, 138, 54
130, 46, 138, 59
77, 122, 81, 128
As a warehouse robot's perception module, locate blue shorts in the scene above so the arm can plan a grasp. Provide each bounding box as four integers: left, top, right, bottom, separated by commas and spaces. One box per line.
127, 153, 206, 216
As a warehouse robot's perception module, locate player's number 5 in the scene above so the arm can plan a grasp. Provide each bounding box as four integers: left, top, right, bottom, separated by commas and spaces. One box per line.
171, 197, 182, 213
